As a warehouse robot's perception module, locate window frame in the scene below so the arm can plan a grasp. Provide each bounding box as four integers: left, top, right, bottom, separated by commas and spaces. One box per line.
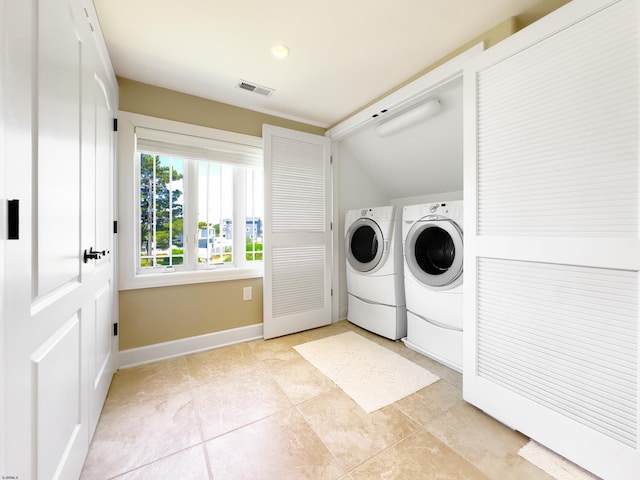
118, 111, 263, 290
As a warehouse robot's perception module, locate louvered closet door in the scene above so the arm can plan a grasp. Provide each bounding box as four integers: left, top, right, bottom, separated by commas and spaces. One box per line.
463, 1, 639, 479
263, 125, 332, 339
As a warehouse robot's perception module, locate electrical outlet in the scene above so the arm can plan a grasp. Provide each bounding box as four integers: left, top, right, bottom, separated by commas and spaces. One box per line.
243, 286, 252, 301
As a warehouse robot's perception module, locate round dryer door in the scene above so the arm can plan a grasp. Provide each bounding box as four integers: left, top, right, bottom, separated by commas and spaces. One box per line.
346, 218, 384, 272
405, 218, 463, 289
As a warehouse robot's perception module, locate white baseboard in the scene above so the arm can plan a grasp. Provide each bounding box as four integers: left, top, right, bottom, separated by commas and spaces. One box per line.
118, 323, 264, 369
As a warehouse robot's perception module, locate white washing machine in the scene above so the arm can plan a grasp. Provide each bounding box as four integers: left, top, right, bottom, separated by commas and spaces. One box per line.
345, 206, 407, 340
402, 201, 463, 371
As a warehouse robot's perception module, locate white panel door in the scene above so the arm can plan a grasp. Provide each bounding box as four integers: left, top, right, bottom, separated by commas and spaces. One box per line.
463, 1, 639, 479
82, 36, 119, 436
263, 125, 332, 339
2, 0, 118, 478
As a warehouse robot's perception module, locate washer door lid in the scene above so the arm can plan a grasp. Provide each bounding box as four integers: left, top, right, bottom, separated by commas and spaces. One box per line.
346, 218, 384, 272
405, 218, 463, 288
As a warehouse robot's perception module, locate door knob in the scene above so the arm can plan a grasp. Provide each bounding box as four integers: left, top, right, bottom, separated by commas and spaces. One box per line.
84, 247, 108, 263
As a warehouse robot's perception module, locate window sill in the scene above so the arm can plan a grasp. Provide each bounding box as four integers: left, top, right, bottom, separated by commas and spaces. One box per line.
119, 266, 264, 291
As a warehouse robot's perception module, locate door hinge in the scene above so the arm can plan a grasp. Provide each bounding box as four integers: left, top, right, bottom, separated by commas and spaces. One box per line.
113, 220, 118, 234
113, 323, 118, 336
113, 118, 118, 132
331, 288, 333, 296
330, 155, 333, 164
83, 7, 94, 32
330, 222, 333, 230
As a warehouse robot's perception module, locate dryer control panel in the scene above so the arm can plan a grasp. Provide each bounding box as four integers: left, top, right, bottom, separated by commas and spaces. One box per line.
402, 200, 463, 225
423, 202, 462, 221
358, 206, 394, 221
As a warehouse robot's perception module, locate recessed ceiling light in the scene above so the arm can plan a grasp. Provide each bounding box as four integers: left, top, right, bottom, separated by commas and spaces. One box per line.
271, 45, 290, 58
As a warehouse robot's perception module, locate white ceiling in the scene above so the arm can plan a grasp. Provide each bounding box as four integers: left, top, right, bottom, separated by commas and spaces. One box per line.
93, 0, 543, 128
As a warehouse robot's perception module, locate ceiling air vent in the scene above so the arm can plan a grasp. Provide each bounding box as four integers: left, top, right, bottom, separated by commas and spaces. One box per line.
237, 79, 275, 97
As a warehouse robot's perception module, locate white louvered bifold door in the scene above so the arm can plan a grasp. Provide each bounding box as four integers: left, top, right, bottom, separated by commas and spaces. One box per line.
263, 125, 332, 339
463, 1, 640, 479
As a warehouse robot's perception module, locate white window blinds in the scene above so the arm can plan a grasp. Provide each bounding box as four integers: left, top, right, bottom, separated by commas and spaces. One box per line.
135, 126, 262, 168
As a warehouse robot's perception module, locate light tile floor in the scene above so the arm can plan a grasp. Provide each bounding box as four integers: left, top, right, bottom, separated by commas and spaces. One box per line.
80, 320, 555, 480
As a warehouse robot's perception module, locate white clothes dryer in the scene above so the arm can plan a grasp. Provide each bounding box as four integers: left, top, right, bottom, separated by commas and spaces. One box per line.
345, 206, 406, 340
402, 201, 463, 371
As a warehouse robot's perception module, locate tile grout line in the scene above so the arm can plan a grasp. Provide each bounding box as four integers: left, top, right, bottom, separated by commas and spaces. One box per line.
255, 333, 351, 478
345, 426, 429, 478
94, 356, 203, 479
193, 346, 295, 445
292, 391, 348, 477
183, 355, 216, 480
106, 443, 207, 479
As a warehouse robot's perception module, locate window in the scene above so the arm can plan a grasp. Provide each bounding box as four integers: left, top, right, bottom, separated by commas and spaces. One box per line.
118, 112, 264, 290
136, 130, 263, 273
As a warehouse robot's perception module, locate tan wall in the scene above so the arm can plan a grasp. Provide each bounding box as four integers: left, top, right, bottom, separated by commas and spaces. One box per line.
514, 0, 572, 29
118, 0, 571, 350
119, 278, 263, 350
118, 77, 326, 137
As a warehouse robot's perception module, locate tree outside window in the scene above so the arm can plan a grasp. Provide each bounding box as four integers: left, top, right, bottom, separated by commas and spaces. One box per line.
139, 153, 184, 267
